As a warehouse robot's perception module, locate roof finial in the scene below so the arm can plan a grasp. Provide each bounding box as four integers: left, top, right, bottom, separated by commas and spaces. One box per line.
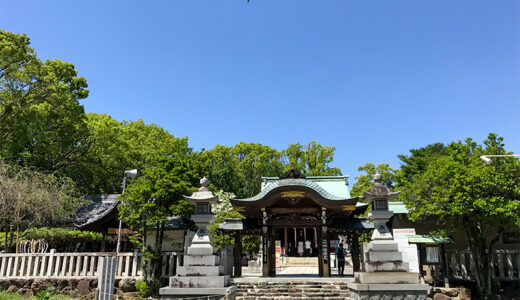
200, 176, 209, 188
374, 173, 382, 183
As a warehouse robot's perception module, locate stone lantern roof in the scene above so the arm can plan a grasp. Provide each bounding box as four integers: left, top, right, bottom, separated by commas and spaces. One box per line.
363, 173, 400, 202
183, 177, 219, 205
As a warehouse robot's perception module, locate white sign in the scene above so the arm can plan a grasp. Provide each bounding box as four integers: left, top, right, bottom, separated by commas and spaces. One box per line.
393, 228, 419, 273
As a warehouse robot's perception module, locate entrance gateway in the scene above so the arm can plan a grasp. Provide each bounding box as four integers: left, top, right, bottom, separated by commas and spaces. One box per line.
219, 169, 374, 277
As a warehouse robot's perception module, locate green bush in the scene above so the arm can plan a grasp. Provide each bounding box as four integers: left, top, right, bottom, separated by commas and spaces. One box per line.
19, 227, 103, 251
0, 291, 71, 300
135, 280, 150, 298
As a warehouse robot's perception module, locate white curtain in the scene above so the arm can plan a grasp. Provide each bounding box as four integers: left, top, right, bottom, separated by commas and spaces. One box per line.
425, 246, 441, 263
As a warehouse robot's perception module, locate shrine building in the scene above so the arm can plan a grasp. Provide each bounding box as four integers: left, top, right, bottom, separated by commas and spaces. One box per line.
219, 169, 374, 277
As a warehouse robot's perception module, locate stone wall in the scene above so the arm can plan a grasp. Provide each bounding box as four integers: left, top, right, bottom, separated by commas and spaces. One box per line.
0, 278, 140, 300
431, 287, 471, 300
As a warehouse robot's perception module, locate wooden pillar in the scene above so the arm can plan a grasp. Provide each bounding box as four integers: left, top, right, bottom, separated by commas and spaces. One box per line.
284, 227, 288, 254
351, 232, 361, 272
261, 232, 269, 277
318, 226, 324, 277
234, 234, 242, 277
268, 228, 276, 277
319, 226, 330, 277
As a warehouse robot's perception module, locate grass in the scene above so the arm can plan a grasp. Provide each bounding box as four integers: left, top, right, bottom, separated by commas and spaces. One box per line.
0, 291, 72, 300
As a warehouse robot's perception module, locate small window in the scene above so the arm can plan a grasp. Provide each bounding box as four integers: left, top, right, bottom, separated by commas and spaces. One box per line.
197, 203, 210, 214
374, 199, 388, 211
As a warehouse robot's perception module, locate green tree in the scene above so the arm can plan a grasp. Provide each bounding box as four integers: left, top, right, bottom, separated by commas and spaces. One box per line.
0, 162, 84, 252
201, 142, 284, 198
350, 163, 398, 197
0, 30, 89, 173
208, 191, 261, 256
68, 113, 190, 194
283, 141, 341, 176
400, 134, 520, 298
119, 154, 200, 294
397, 142, 447, 184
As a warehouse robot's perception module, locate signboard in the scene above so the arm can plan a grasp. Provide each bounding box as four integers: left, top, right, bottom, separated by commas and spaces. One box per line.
393, 228, 419, 273
275, 240, 281, 267
322, 238, 328, 264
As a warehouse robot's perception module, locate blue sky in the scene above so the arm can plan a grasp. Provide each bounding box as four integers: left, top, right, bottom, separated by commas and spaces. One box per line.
1, 1, 519, 181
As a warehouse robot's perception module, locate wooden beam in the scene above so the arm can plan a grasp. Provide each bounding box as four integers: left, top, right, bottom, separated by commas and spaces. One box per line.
269, 207, 320, 214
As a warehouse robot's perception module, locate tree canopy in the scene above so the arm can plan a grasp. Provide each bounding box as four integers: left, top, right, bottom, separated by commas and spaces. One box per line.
400, 134, 520, 296
0, 30, 89, 173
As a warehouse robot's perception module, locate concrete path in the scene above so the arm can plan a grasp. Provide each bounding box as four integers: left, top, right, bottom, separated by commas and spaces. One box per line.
241, 266, 353, 277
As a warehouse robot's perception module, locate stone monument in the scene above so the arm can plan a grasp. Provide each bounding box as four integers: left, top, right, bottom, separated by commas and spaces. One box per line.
159, 177, 237, 299
347, 174, 430, 300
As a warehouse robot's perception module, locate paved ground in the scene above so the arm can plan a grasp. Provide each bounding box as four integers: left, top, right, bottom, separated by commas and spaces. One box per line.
241, 266, 354, 277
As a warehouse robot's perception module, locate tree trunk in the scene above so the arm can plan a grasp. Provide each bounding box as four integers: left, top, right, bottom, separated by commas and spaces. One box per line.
464, 219, 495, 299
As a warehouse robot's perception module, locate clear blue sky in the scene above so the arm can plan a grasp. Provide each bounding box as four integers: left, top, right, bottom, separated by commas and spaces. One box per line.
1, 1, 519, 181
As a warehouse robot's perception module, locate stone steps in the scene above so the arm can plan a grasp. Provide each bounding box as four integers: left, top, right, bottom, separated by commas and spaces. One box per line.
234, 281, 350, 300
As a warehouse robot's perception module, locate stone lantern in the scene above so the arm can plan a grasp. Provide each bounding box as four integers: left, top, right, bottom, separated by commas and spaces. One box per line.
363, 173, 399, 241
183, 176, 219, 254
160, 177, 236, 299
347, 173, 429, 300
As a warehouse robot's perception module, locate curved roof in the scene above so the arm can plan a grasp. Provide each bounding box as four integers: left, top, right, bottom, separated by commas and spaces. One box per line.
75, 194, 120, 228
235, 178, 349, 202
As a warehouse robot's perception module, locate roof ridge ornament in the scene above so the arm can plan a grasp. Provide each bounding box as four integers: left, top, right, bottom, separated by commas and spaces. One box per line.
280, 168, 306, 179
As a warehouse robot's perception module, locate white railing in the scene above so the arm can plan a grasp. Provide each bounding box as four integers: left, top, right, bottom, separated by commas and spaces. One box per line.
0, 250, 181, 279
447, 249, 520, 281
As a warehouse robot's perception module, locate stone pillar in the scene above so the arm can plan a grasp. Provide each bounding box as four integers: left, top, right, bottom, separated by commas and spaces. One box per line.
234, 234, 242, 277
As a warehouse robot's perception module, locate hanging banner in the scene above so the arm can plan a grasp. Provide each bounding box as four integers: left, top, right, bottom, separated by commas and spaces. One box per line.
275, 240, 281, 267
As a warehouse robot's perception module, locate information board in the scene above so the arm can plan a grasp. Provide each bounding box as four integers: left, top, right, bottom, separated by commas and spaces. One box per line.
393, 228, 419, 273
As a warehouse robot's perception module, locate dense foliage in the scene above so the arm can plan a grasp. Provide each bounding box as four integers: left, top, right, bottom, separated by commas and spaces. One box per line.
0, 30, 89, 174
400, 134, 520, 297
0, 163, 84, 251
22, 227, 103, 251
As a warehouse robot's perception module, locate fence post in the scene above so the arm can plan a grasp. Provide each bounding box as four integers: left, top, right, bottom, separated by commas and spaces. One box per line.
46, 249, 55, 277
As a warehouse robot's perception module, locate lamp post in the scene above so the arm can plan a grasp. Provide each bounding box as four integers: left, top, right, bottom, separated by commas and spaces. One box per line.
480, 154, 520, 164
116, 169, 137, 253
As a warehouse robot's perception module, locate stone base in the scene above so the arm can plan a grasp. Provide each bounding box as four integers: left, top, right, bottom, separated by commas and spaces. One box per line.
176, 265, 223, 276
355, 272, 420, 284
347, 281, 430, 300
159, 286, 237, 300
169, 275, 230, 288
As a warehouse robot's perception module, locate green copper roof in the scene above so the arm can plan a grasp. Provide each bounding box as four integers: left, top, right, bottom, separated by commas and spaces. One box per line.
389, 201, 408, 214
262, 176, 351, 199
407, 234, 452, 244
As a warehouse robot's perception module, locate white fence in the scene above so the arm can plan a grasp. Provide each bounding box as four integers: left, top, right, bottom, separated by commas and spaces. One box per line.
447, 249, 520, 282
0, 250, 181, 279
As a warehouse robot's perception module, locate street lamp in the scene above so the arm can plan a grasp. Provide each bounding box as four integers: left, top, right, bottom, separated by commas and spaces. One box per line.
480, 154, 520, 164
116, 169, 137, 253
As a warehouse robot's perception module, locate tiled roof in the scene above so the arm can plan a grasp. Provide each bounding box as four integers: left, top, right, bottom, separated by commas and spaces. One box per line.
75, 194, 120, 228
238, 178, 349, 202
